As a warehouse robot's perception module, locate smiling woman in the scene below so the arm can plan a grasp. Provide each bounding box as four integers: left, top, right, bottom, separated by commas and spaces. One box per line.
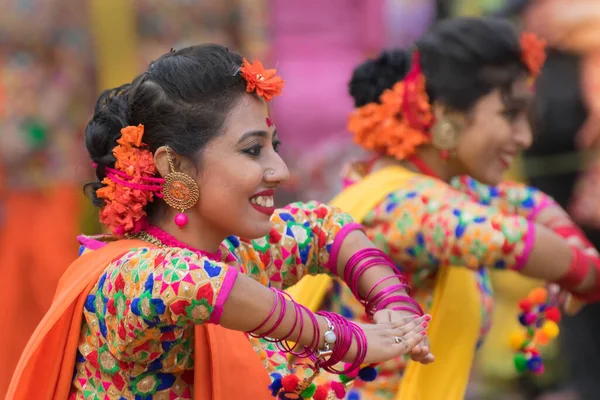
288, 17, 600, 400
7, 44, 434, 400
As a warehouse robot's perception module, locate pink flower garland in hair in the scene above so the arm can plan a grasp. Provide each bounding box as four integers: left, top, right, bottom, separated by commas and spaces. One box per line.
96, 124, 164, 236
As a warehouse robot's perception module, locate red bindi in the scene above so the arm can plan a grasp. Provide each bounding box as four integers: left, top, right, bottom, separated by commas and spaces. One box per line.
266, 117, 273, 127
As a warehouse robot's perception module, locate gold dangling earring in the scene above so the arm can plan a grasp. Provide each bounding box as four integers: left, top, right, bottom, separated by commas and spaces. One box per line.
162, 146, 200, 228
432, 119, 458, 160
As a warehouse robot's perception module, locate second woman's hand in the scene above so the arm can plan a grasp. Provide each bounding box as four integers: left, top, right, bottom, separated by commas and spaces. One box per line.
373, 310, 435, 364
341, 315, 431, 365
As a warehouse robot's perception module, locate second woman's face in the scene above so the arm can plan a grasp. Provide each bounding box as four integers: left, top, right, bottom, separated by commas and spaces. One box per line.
454, 79, 533, 185
194, 94, 289, 240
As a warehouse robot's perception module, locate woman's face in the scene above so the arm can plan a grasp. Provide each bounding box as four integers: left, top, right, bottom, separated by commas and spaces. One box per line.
454, 79, 533, 185
194, 94, 289, 240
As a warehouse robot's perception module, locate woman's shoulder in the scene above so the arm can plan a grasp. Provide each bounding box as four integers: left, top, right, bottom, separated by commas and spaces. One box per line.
82, 239, 230, 298
76, 235, 223, 273
383, 173, 467, 206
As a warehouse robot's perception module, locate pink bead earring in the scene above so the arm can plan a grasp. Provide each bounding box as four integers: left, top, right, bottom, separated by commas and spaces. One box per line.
162, 146, 199, 228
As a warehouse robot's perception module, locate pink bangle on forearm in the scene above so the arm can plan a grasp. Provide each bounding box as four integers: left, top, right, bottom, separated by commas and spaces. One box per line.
513, 221, 535, 271
313, 311, 367, 374
344, 248, 393, 285
325, 222, 365, 273
247, 287, 281, 335
371, 295, 424, 316
291, 303, 322, 358
345, 249, 397, 300
366, 275, 410, 300
367, 283, 411, 307
391, 305, 423, 315
349, 258, 394, 301
528, 196, 553, 221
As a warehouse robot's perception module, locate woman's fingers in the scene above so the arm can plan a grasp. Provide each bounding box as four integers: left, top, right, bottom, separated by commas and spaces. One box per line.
389, 320, 427, 354
386, 314, 430, 336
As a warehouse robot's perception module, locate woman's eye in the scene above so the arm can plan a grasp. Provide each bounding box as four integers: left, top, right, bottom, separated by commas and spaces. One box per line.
243, 145, 262, 157
502, 109, 520, 121
273, 140, 281, 153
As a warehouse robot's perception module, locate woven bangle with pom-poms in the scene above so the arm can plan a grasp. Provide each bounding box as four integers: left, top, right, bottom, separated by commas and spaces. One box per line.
509, 286, 562, 375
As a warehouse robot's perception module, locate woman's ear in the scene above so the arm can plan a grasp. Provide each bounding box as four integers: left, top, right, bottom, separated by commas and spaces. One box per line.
431, 102, 467, 130
154, 146, 199, 179
153, 146, 171, 178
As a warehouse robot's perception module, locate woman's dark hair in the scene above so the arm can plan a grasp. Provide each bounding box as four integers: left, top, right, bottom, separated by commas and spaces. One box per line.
349, 17, 529, 111
85, 44, 247, 210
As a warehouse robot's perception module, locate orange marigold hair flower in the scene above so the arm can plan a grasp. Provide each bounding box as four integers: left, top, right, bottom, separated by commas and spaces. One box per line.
520, 32, 547, 78
239, 58, 284, 102
348, 64, 433, 160
96, 124, 161, 236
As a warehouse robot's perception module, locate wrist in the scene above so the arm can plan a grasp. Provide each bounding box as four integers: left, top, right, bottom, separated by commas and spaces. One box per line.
365, 282, 423, 318
313, 312, 366, 374
555, 247, 600, 302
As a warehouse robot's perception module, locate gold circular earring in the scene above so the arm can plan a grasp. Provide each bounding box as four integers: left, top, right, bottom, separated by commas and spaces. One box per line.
432, 119, 458, 160
162, 146, 200, 228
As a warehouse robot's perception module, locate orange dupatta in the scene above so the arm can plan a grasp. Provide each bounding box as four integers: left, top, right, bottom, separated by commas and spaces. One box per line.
7, 239, 272, 400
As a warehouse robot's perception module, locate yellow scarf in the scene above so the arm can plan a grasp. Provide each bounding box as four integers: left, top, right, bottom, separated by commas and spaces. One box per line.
286, 165, 482, 400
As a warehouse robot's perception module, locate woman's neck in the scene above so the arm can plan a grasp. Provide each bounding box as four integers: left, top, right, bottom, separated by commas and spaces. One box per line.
152, 212, 225, 254
374, 147, 462, 182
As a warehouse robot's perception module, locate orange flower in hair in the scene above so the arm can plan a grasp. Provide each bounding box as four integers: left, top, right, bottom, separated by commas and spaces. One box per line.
520, 32, 547, 78
239, 58, 284, 102
96, 124, 159, 236
118, 124, 145, 147
348, 78, 432, 160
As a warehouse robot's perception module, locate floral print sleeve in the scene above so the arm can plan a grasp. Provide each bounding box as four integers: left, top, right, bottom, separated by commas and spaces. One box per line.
450, 176, 552, 219
89, 247, 237, 337
365, 175, 534, 272
222, 201, 356, 290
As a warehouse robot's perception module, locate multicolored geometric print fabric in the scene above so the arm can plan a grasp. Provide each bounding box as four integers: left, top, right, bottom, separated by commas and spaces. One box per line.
69, 201, 353, 399
314, 164, 546, 399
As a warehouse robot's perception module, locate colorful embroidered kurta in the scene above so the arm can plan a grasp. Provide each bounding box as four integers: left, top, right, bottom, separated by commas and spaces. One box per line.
69, 201, 353, 399
320, 163, 545, 399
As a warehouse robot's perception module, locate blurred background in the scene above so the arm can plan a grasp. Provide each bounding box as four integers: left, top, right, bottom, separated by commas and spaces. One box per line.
1, 0, 599, 399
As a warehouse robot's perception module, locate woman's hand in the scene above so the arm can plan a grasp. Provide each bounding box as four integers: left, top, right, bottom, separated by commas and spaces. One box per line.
341, 315, 432, 365
373, 310, 435, 364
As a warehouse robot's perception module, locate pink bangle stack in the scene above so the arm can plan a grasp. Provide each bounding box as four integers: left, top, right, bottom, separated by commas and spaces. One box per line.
345, 247, 423, 318
247, 288, 367, 372
311, 311, 367, 374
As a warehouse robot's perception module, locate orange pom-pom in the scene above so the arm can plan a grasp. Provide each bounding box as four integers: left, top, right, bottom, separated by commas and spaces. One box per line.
545, 306, 562, 323
519, 299, 533, 312
313, 386, 329, 400
281, 374, 301, 392
528, 288, 548, 305
535, 331, 550, 345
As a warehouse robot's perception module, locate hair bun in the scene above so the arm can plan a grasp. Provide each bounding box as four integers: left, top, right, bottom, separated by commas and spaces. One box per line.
84, 84, 132, 205
349, 49, 411, 107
